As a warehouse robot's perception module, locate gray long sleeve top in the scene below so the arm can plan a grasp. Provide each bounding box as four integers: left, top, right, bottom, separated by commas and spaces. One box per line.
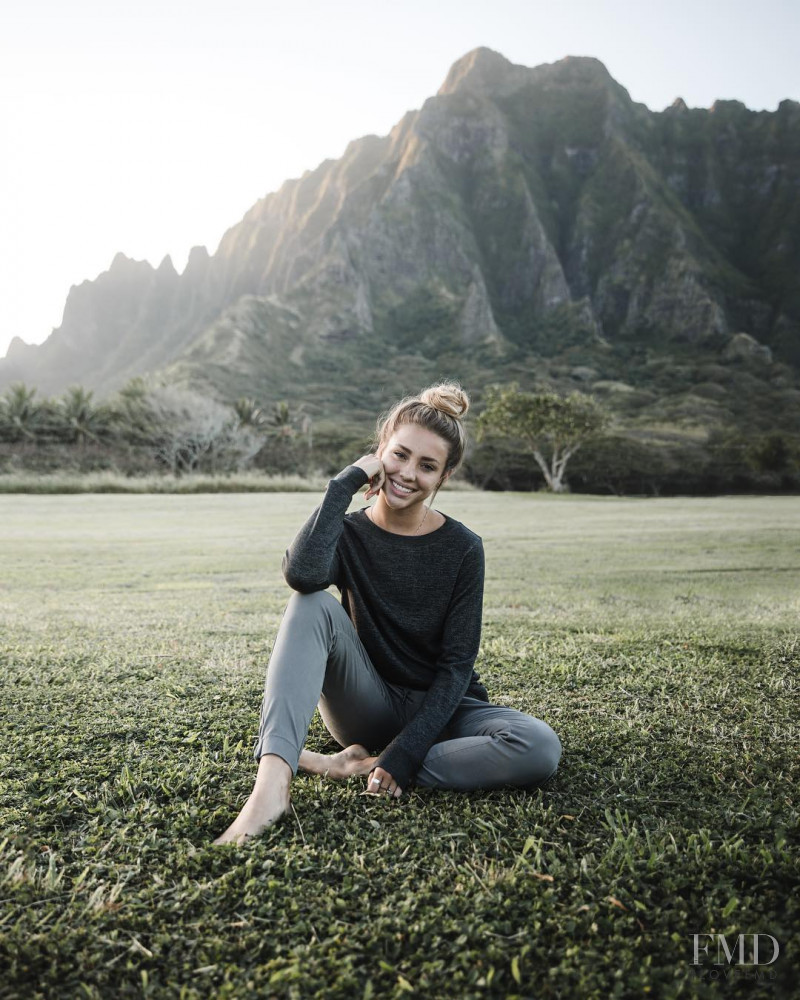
282, 464, 488, 789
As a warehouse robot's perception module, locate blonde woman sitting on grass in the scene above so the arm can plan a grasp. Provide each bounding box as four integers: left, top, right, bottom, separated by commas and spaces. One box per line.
215, 383, 561, 844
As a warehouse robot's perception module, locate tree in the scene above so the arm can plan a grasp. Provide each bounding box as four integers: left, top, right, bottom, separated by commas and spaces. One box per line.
234, 397, 268, 431
268, 400, 313, 448
239, 399, 315, 475
0, 383, 42, 442
108, 378, 160, 445
58, 386, 109, 447
477, 385, 609, 493
147, 387, 261, 474
267, 400, 296, 438
746, 432, 796, 474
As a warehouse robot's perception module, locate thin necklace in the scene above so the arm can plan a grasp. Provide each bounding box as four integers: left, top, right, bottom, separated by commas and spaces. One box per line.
368, 502, 430, 535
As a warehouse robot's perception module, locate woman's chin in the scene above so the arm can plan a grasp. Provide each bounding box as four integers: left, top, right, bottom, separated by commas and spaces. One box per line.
382, 486, 424, 509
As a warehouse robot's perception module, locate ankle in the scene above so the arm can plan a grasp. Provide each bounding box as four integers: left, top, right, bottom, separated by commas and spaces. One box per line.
256, 752, 292, 774
254, 753, 292, 792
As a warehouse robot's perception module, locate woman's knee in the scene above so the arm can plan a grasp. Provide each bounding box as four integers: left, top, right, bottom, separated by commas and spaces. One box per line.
278, 589, 345, 645
284, 588, 339, 622
286, 588, 337, 609
518, 717, 562, 787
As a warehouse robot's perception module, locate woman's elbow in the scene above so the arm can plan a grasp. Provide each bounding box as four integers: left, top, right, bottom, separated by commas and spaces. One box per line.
282, 567, 326, 594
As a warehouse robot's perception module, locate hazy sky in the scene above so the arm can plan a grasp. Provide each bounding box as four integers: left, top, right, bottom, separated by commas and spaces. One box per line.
2, 0, 798, 361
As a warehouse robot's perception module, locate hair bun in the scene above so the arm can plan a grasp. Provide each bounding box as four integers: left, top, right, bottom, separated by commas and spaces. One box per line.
419, 383, 470, 419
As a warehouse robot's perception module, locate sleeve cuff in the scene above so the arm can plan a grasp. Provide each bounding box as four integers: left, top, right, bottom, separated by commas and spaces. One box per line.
374, 744, 418, 791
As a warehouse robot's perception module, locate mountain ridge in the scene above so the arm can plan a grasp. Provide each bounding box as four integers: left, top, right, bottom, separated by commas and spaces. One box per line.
2, 48, 798, 451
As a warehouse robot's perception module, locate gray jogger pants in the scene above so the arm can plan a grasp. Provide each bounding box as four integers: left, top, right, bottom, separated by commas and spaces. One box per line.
254, 590, 562, 789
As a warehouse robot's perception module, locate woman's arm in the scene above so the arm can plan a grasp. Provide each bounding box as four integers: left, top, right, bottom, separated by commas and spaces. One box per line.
281, 458, 381, 592
370, 540, 485, 790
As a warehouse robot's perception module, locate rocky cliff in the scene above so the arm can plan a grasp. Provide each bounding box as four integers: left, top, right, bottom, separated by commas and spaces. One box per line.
3, 48, 798, 440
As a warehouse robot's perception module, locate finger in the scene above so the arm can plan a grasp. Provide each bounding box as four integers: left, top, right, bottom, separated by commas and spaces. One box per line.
393, 785, 402, 799
368, 774, 383, 794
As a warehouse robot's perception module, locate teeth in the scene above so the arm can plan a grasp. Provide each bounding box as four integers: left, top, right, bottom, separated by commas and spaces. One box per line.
390, 479, 413, 494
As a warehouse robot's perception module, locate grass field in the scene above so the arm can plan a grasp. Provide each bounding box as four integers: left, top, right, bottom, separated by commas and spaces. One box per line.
1, 491, 798, 999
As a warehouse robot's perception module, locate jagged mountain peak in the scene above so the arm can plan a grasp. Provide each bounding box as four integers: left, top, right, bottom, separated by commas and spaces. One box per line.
437, 47, 526, 97
668, 97, 689, 112
109, 251, 144, 271
438, 49, 620, 102
5, 336, 29, 360
710, 98, 749, 115
545, 54, 615, 84
184, 245, 210, 274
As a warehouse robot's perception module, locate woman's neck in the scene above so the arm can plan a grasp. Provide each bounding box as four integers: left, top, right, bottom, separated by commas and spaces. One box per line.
369, 495, 443, 535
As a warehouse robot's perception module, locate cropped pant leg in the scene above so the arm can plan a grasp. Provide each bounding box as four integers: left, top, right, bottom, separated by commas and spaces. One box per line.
254, 590, 407, 772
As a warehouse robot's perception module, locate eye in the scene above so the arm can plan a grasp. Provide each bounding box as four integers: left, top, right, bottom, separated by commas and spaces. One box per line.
422, 463, 436, 471
393, 450, 406, 458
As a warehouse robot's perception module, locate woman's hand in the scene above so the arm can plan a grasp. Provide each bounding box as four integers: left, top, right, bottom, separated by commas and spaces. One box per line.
354, 454, 385, 500
366, 766, 402, 799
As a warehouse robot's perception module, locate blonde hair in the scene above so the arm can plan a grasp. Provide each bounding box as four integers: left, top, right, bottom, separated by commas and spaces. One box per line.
375, 382, 470, 475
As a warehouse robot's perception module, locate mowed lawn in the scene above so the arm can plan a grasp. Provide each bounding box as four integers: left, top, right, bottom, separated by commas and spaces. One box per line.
1, 492, 798, 999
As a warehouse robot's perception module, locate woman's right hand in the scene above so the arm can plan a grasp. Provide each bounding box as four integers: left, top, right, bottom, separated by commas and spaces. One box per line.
354, 454, 385, 500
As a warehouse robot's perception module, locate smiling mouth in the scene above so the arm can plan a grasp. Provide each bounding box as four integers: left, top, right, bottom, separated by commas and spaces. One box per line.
388, 478, 415, 496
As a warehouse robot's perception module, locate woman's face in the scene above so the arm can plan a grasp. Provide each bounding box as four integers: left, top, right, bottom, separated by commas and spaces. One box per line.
377, 423, 451, 508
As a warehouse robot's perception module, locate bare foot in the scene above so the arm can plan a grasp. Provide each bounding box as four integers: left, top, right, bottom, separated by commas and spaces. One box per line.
298, 744, 377, 780
213, 755, 291, 845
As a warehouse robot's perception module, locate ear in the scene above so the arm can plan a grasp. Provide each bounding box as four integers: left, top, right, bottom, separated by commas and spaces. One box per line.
439, 468, 453, 486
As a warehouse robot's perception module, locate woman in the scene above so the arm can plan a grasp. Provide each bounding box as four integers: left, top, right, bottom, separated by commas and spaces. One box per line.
214, 383, 561, 845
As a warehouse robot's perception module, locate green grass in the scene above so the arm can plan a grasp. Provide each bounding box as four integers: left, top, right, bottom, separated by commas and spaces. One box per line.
0, 471, 331, 494
0, 472, 478, 495
1, 492, 798, 999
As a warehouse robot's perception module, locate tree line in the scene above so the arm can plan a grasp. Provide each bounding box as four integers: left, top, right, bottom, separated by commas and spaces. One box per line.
0, 381, 313, 476
2, 379, 798, 494
1, 380, 609, 488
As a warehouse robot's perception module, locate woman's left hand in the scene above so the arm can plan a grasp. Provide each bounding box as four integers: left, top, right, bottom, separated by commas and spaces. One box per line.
353, 454, 385, 500
366, 766, 402, 799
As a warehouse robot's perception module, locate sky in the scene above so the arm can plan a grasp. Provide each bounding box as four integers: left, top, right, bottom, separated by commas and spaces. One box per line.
1, 0, 798, 360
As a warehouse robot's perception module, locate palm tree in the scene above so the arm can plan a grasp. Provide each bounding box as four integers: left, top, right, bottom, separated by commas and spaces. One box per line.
234, 397, 267, 431
109, 378, 159, 444
268, 400, 296, 439
59, 386, 108, 447
0, 383, 41, 441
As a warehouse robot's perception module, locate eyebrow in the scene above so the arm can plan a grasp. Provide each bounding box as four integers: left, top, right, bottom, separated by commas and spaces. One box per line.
393, 443, 442, 464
